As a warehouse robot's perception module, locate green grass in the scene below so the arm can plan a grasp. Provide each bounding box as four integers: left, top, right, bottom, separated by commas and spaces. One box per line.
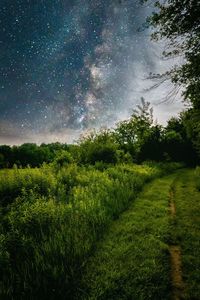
195, 166, 200, 191
76, 168, 200, 300
0, 167, 57, 206
77, 174, 177, 300
172, 169, 200, 299
1, 163, 178, 299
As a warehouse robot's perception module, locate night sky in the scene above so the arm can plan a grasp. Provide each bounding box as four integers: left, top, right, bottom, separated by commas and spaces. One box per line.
0, 0, 183, 145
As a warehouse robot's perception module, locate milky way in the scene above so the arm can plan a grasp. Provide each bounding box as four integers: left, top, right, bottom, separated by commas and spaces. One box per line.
0, 0, 183, 144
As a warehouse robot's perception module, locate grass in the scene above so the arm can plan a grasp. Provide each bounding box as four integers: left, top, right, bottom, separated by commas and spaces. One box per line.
77, 174, 177, 300
0, 167, 57, 206
195, 166, 200, 191
1, 163, 178, 299
172, 169, 200, 299
77, 169, 200, 300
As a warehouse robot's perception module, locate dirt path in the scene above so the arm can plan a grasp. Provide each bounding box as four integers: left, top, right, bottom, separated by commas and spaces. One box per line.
169, 181, 185, 300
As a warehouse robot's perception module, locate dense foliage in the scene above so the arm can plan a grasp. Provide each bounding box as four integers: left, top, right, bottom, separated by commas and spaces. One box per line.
147, 0, 200, 106
0, 98, 198, 298
145, 0, 200, 156
0, 105, 185, 298
0, 143, 69, 168
0, 99, 198, 169
195, 166, 200, 191
0, 160, 181, 299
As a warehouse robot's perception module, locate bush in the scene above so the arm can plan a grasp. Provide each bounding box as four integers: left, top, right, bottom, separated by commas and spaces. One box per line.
53, 150, 74, 167
80, 142, 118, 165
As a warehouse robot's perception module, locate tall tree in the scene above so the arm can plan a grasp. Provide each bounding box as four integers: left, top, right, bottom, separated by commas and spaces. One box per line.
145, 0, 200, 157
115, 98, 163, 161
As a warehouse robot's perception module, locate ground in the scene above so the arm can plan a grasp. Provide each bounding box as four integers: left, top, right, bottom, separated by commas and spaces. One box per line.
76, 169, 200, 300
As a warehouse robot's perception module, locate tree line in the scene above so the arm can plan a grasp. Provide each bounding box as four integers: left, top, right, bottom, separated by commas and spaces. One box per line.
0, 98, 198, 168
0, 142, 69, 168
1, 0, 200, 169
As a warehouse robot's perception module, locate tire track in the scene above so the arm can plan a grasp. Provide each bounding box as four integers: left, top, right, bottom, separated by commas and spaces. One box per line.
169, 182, 185, 300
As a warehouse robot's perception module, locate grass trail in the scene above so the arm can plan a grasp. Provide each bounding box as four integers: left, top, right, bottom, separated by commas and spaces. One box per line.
77, 174, 178, 300
77, 169, 200, 300
171, 169, 200, 299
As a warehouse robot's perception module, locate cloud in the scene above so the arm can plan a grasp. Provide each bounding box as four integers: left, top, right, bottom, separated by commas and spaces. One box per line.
1, 0, 185, 145
0, 120, 82, 145
79, 1, 184, 128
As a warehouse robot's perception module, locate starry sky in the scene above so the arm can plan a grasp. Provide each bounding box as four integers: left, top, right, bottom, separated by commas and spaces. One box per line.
0, 0, 183, 145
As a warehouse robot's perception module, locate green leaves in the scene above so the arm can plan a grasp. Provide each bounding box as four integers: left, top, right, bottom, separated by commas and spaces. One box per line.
146, 0, 200, 107
0, 162, 171, 298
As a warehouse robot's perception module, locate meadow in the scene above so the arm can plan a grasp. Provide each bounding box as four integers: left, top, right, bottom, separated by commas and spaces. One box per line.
0, 162, 180, 299
76, 168, 200, 300
1, 0, 200, 297
0, 100, 199, 299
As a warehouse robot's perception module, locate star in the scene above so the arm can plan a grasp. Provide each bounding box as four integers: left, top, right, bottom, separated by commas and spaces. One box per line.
0, 0, 183, 145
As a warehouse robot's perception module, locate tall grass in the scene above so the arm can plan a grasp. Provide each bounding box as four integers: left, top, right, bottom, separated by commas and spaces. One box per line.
195, 166, 200, 190
0, 162, 181, 299
0, 167, 57, 206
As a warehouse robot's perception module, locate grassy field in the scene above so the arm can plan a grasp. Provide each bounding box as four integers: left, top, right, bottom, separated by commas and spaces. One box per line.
0, 163, 178, 299
76, 169, 200, 300
171, 169, 200, 299
0, 164, 199, 299
77, 174, 176, 299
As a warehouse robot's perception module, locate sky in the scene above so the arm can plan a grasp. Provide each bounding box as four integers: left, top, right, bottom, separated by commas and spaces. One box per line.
0, 0, 184, 145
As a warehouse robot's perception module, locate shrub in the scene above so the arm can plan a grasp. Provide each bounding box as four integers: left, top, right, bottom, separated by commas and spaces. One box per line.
81, 142, 118, 165
53, 150, 74, 167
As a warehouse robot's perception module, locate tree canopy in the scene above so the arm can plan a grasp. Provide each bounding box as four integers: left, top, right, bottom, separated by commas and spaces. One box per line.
145, 0, 200, 155
146, 0, 200, 105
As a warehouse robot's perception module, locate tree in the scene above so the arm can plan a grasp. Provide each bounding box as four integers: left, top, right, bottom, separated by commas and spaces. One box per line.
146, 0, 200, 105
53, 150, 73, 167
0, 153, 4, 168
78, 128, 119, 164
115, 98, 163, 161
138, 124, 163, 162
181, 109, 200, 160
163, 115, 198, 164
0, 145, 12, 167
145, 0, 200, 157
